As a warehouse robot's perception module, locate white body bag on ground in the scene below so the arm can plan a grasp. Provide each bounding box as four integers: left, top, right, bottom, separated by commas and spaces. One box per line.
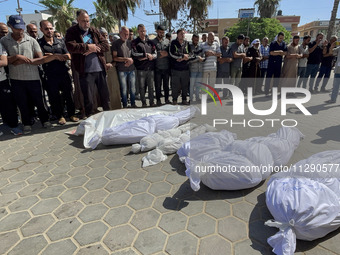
265, 150, 340, 255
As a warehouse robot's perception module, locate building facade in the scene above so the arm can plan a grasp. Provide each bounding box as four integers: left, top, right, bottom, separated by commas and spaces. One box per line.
297, 20, 340, 40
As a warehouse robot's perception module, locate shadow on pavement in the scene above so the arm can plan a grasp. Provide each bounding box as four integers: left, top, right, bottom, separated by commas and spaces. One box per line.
287, 103, 340, 115
311, 124, 340, 144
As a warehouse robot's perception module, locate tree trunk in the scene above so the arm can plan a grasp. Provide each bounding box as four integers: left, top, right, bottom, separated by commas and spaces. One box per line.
327, 0, 340, 41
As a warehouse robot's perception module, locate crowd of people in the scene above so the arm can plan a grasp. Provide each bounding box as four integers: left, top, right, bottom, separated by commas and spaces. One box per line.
1, 8, 340, 136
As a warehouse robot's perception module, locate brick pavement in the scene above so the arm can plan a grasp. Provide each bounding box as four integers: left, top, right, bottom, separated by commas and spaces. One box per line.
0, 87, 340, 255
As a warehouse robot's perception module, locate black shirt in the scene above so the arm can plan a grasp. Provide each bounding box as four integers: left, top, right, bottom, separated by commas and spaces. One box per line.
38, 36, 69, 76
307, 41, 323, 65
169, 39, 193, 71
112, 39, 135, 72
268, 40, 287, 65
321, 43, 334, 68
131, 37, 157, 71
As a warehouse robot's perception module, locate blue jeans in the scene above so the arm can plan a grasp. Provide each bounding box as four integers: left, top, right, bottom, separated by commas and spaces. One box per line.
305, 64, 320, 90
297, 67, 307, 88
331, 73, 340, 102
190, 71, 202, 101
315, 65, 332, 90
118, 70, 136, 107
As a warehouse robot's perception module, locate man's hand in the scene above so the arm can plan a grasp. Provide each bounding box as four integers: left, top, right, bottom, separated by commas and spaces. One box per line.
54, 54, 69, 61
106, 63, 113, 69
16, 55, 32, 64
83, 44, 101, 56
146, 53, 154, 60
198, 56, 204, 62
182, 54, 189, 61
124, 58, 134, 67
323, 40, 328, 47
160, 50, 168, 58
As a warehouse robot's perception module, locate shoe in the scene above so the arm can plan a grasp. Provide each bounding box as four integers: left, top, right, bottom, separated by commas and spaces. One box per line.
182, 100, 189, 105
58, 117, 66, 125
165, 100, 172, 104
135, 95, 141, 100
320, 88, 329, 93
43, 121, 54, 129
11, 127, 23, 136
150, 103, 157, 107
325, 100, 336, 104
314, 88, 319, 93
23, 125, 32, 134
156, 101, 163, 106
69, 116, 79, 122
172, 100, 177, 105
131, 104, 138, 108
309, 88, 314, 94
142, 103, 147, 108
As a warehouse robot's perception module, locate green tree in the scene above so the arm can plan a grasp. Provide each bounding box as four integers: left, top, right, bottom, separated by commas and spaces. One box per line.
98, 0, 141, 27
187, 0, 212, 32
327, 0, 340, 40
130, 26, 138, 35
39, 0, 76, 35
254, 0, 280, 18
225, 18, 291, 43
90, 1, 118, 31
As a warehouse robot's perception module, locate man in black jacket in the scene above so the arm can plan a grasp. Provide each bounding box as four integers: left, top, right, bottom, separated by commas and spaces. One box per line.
131, 24, 157, 107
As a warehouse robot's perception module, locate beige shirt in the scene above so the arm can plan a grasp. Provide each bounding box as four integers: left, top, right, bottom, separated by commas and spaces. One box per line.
0, 33, 41, 80
333, 47, 340, 74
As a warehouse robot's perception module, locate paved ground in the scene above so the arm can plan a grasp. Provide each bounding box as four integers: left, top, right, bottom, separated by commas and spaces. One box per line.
0, 86, 340, 255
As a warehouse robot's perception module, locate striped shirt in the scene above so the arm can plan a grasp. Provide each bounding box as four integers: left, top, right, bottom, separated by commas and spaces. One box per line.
0, 33, 42, 81
259, 44, 269, 69
201, 41, 221, 71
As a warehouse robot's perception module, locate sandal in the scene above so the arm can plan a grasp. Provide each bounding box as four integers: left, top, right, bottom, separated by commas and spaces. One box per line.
58, 117, 66, 125
70, 116, 80, 122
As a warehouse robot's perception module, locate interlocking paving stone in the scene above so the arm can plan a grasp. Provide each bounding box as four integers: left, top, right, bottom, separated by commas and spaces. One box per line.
59, 187, 87, 202
124, 170, 147, 182
165, 231, 198, 255
38, 185, 66, 199
77, 244, 109, 255
8, 196, 39, 212
86, 167, 109, 178
54, 201, 84, 219
104, 206, 134, 227
18, 162, 42, 172
64, 176, 89, 188
8, 235, 47, 255
78, 204, 108, 222
145, 171, 166, 183
105, 168, 127, 180
105, 179, 129, 193
180, 200, 205, 216
111, 248, 139, 255
134, 228, 167, 254
41, 239, 77, 255
126, 180, 150, 194
2, 161, 25, 170
85, 177, 109, 191
103, 225, 137, 252
82, 189, 109, 205
9, 171, 34, 182
123, 161, 142, 171
218, 217, 248, 242
25, 154, 45, 163
128, 193, 154, 210
18, 183, 46, 197
199, 235, 232, 255
234, 239, 269, 255
68, 166, 91, 177
205, 200, 231, 219
304, 247, 338, 255
89, 159, 109, 169
0, 179, 9, 188
0, 207, 7, 220
50, 165, 72, 175
74, 221, 108, 246
30, 198, 61, 215
130, 208, 160, 230
34, 164, 56, 174
0, 181, 27, 194
0, 211, 31, 232
233, 201, 261, 222
46, 218, 81, 241
153, 196, 180, 213
165, 173, 187, 185
148, 182, 172, 196
21, 214, 55, 237
317, 230, 340, 254
0, 231, 20, 255
71, 157, 92, 167
159, 211, 187, 234
187, 214, 216, 237
27, 172, 52, 184
45, 174, 69, 186
104, 191, 131, 208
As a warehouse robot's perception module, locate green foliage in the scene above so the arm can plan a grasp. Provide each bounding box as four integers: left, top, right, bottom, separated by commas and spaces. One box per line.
254, 0, 280, 18
90, 1, 118, 31
225, 18, 291, 43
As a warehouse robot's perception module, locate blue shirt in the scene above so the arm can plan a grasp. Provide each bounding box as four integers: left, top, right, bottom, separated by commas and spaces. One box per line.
259, 44, 269, 69
82, 31, 103, 73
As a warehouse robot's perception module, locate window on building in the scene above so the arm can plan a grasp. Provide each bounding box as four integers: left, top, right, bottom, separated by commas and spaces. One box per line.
310, 30, 314, 37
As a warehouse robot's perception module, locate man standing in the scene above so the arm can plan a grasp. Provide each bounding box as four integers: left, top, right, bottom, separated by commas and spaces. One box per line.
131, 24, 157, 107
305, 33, 324, 93
26, 24, 38, 40
217, 36, 232, 98
169, 28, 192, 105
152, 25, 170, 105
201, 34, 207, 44
128, 29, 134, 41
230, 34, 246, 88
113, 26, 137, 108
189, 34, 204, 102
315, 35, 337, 92
201, 32, 221, 88
65, 9, 110, 117
38, 20, 78, 124
297, 35, 310, 88
259, 37, 269, 92
326, 41, 340, 103
0, 23, 8, 38
1, 15, 54, 134
264, 32, 287, 96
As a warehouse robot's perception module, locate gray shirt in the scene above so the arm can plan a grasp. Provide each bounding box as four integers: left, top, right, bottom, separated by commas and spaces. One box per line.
152, 37, 169, 70
230, 42, 245, 69
112, 39, 135, 72
0, 33, 41, 80
218, 45, 232, 74
298, 44, 309, 67
0, 43, 7, 82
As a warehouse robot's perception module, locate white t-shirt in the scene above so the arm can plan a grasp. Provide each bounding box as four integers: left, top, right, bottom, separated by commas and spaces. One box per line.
0, 42, 7, 82
298, 44, 309, 67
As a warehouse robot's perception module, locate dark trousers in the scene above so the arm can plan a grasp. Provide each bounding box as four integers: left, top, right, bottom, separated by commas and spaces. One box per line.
0, 79, 19, 128
137, 70, 154, 105
154, 68, 170, 102
79, 71, 110, 117
45, 72, 75, 119
171, 69, 189, 102
10, 79, 49, 126
264, 64, 281, 95
315, 65, 332, 89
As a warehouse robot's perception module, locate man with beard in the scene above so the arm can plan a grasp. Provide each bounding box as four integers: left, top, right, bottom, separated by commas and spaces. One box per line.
38, 20, 78, 124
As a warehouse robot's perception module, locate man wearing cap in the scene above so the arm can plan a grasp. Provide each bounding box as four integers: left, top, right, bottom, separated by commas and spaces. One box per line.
65, 9, 111, 117
1, 15, 56, 134
38, 20, 78, 125
152, 25, 170, 105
